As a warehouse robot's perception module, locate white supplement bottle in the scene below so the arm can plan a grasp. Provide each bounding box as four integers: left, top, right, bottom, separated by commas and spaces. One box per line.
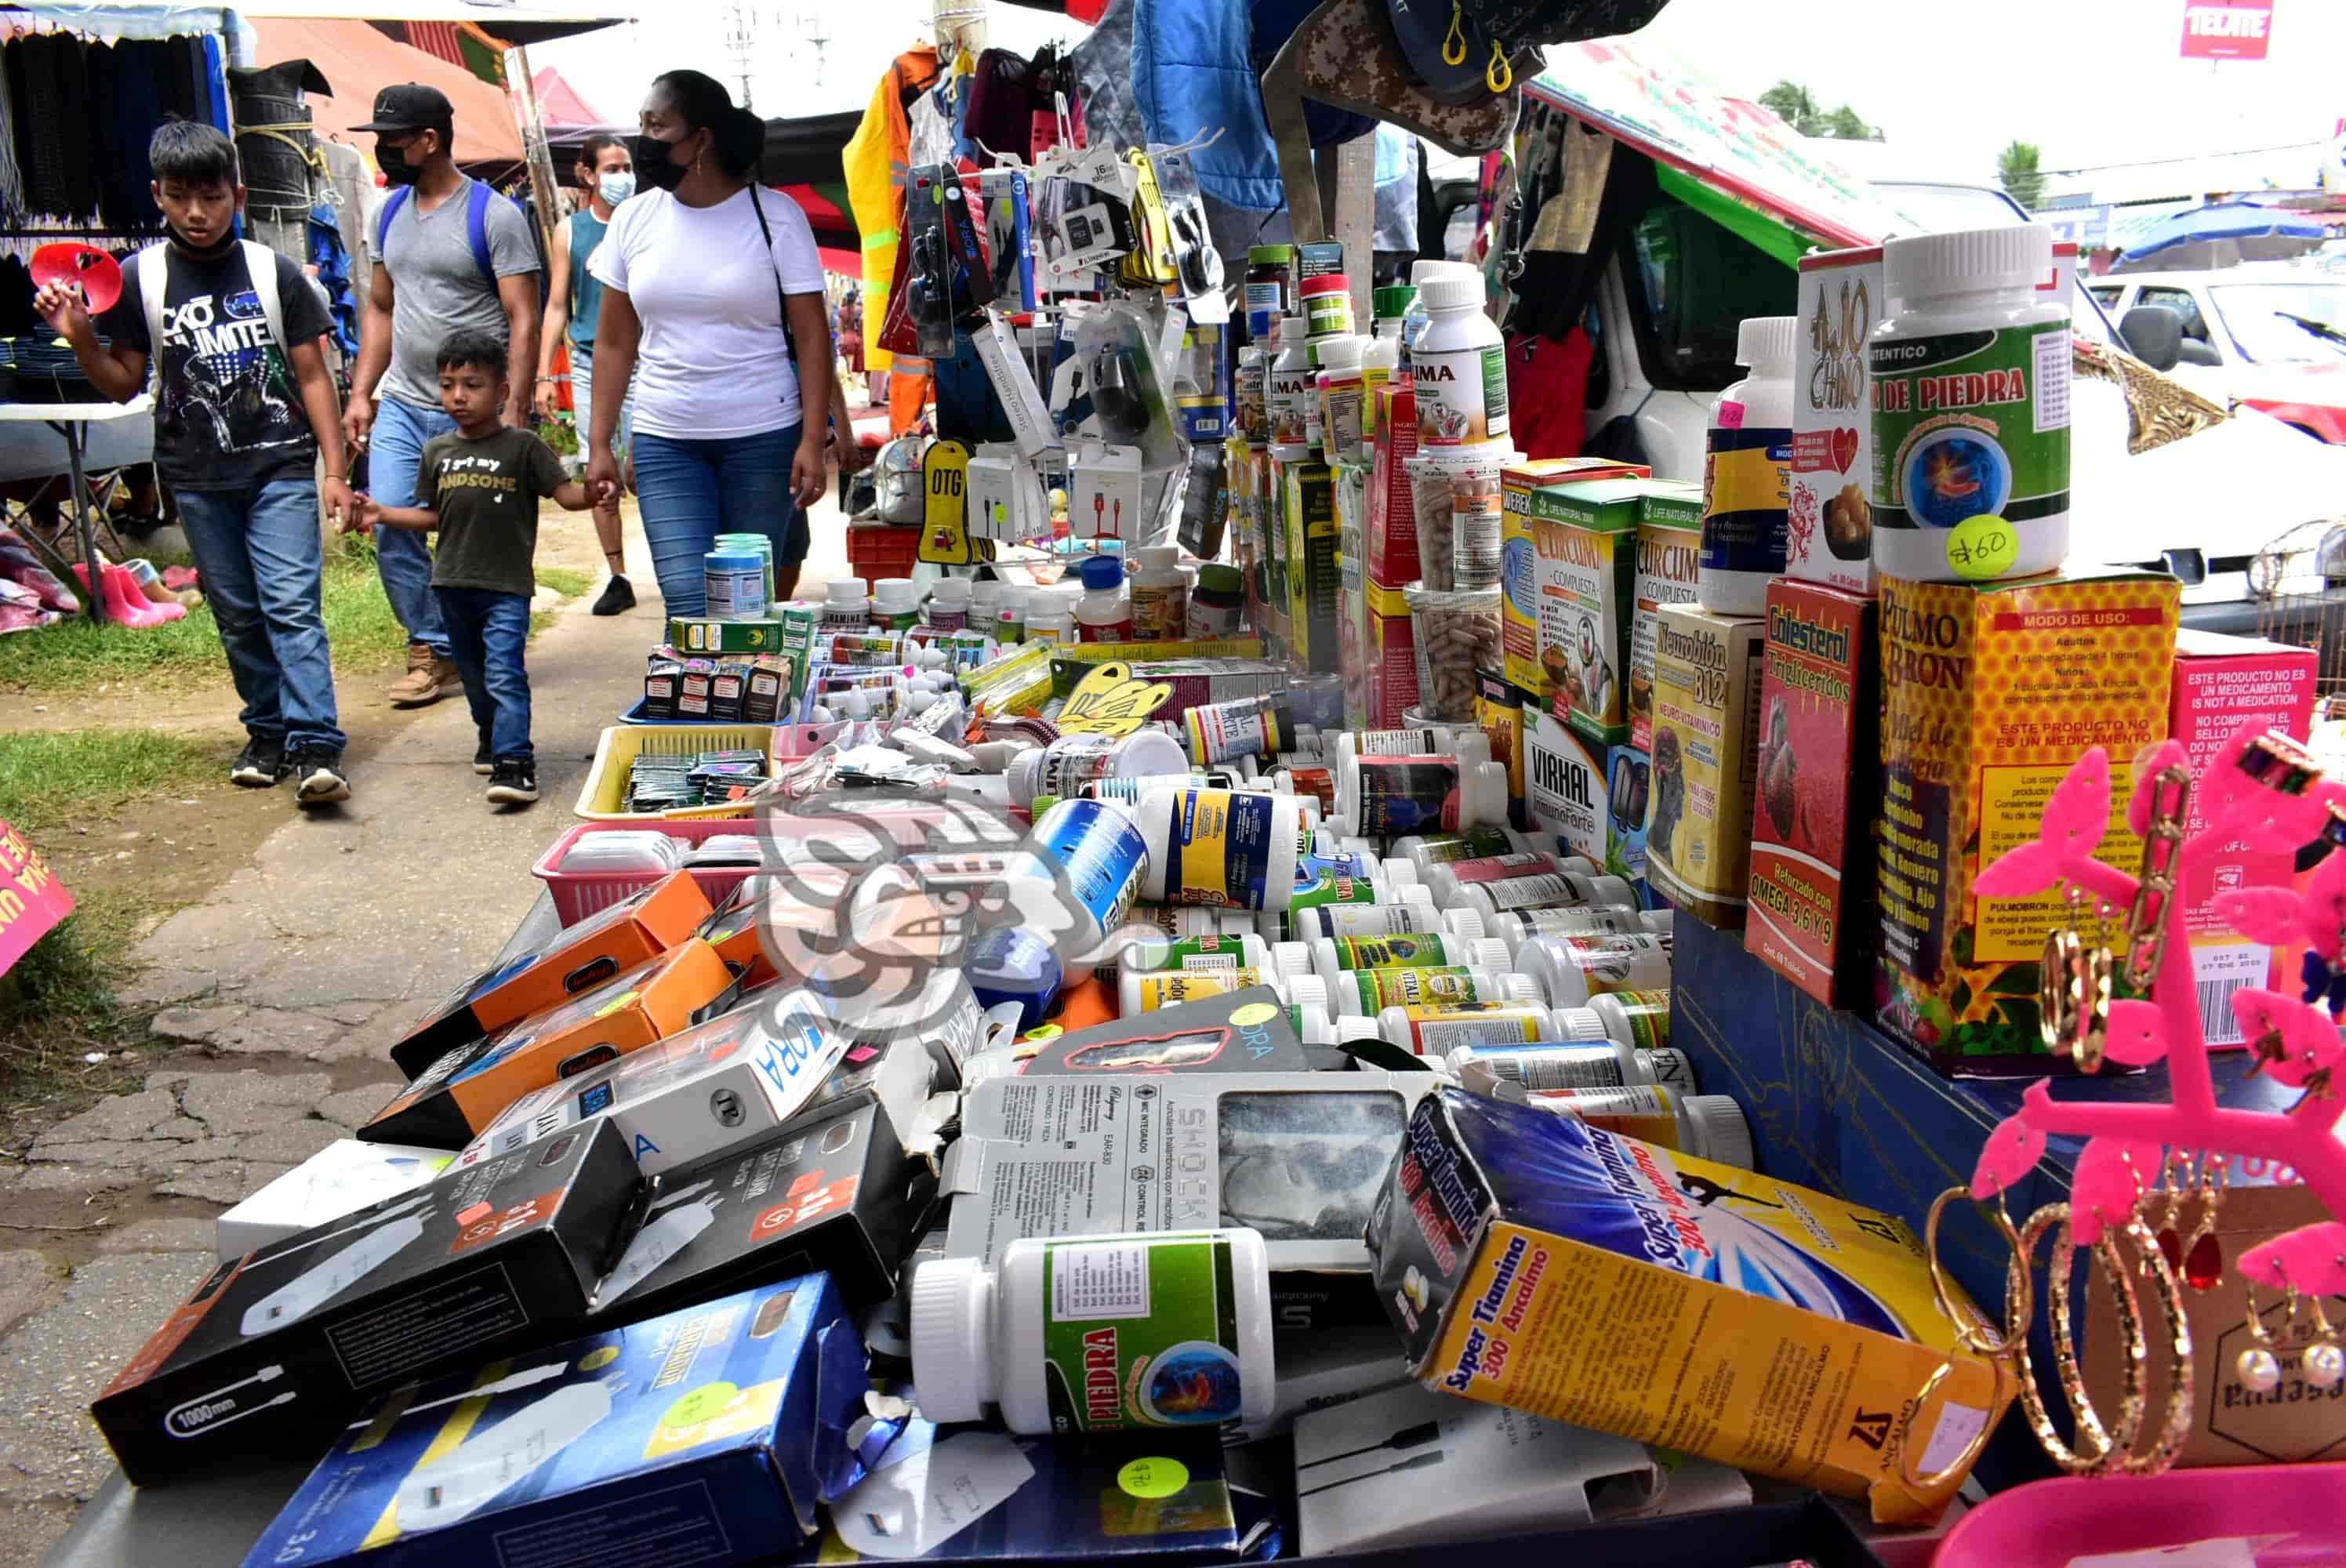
1269, 855, 1422, 938
1022, 799, 1149, 963
1423, 851, 1595, 909
1008, 730, 1190, 807
968, 579, 1000, 630
1075, 555, 1132, 643
926, 577, 971, 630
1389, 824, 1549, 876
1335, 727, 1492, 766
1024, 587, 1076, 647
1376, 1001, 1574, 1055
1119, 966, 1327, 1018
1501, 1084, 1754, 1171
1516, 931, 1672, 1009
1128, 546, 1189, 641
1268, 317, 1316, 449
822, 577, 871, 630
1284, 885, 1441, 942
1334, 965, 1540, 1015
1871, 223, 2070, 584
871, 576, 921, 631
1444, 1038, 1695, 1091
1414, 271, 1507, 447
1336, 755, 1509, 837
1481, 906, 1673, 953
911, 1229, 1275, 1434
1133, 903, 1260, 941
1589, 988, 1672, 1052
1696, 316, 1796, 616
1315, 333, 1367, 463
1450, 869, 1640, 924
1132, 787, 1308, 912
995, 583, 1028, 644
1109, 929, 1275, 976
1309, 931, 1512, 993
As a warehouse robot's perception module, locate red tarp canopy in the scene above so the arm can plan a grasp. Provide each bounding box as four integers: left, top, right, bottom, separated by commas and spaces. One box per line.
532, 64, 608, 131
249, 16, 522, 163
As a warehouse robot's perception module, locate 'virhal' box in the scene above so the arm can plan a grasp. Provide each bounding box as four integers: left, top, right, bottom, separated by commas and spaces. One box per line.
94, 1120, 639, 1486
239, 1277, 868, 1568
1745, 580, 1880, 1007
1367, 1087, 2007, 1524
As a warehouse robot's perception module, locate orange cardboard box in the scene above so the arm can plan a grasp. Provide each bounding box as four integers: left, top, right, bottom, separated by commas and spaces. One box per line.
363, 937, 735, 1146
390, 869, 714, 1076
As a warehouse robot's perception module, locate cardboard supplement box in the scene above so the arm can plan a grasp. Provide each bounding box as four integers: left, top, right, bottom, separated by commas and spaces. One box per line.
1368, 1087, 2006, 1524
1524, 708, 1611, 866
1368, 384, 1422, 586
95, 1119, 639, 1486
1363, 579, 1422, 728
240, 1277, 866, 1568
670, 615, 789, 655
1474, 670, 1527, 822
366, 938, 736, 1148
454, 989, 931, 1178
1606, 739, 1654, 902
946, 1069, 1433, 1327
1787, 245, 1884, 595
1498, 459, 1647, 719
1746, 580, 1881, 1007
1523, 474, 1652, 745
392, 869, 715, 1077
1629, 480, 1704, 752
1284, 459, 1342, 674
2167, 630, 2319, 1043
216, 1140, 452, 1261
594, 1097, 938, 1317
1645, 605, 1766, 928
1876, 569, 2180, 1072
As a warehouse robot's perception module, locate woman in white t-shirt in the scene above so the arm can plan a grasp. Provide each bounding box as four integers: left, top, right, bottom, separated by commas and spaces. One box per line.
585, 69, 836, 608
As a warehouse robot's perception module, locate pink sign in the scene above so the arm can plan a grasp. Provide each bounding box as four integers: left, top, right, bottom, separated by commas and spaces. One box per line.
0, 816, 74, 978
2181, 0, 2273, 60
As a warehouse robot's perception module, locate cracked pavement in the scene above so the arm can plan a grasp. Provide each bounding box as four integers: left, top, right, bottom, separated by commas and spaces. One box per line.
0, 504, 804, 1566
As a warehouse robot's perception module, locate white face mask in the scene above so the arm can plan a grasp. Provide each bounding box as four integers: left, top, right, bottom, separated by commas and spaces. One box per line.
595, 170, 636, 206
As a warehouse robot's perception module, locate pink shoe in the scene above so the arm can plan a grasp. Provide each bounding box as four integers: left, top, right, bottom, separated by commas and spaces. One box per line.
72, 561, 184, 627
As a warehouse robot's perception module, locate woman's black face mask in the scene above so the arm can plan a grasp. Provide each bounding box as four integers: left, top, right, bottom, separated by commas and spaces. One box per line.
634, 132, 690, 192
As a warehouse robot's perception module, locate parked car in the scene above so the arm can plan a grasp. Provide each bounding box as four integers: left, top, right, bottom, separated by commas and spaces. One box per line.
2083, 268, 2346, 444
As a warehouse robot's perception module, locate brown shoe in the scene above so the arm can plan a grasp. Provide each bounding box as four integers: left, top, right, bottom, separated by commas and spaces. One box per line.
386, 644, 461, 707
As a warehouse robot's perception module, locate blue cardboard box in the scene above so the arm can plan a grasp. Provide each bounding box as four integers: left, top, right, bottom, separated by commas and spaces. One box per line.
242, 1277, 869, 1568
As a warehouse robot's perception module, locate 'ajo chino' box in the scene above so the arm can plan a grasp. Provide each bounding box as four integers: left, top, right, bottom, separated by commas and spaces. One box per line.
1366, 1087, 2007, 1524
239, 1278, 869, 1568
1786, 245, 1884, 596
1746, 581, 1880, 1007
1874, 568, 2180, 1073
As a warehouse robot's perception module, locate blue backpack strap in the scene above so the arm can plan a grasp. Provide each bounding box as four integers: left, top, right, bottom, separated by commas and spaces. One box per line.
376, 184, 411, 257
465, 180, 494, 285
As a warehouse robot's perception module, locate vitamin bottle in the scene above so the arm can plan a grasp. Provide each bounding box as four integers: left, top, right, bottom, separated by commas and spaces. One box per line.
1498, 1084, 1754, 1170
1695, 317, 1796, 616
1184, 692, 1297, 764
1387, 822, 1553, 873
1477, 906, 1673, 953
1515, 931, 1672, 1009
1023, 799, 1149, 962
968, 579, 1001, 631
1118, 966, 1327, 1018
1128, 546, 1190, 641
870, 576, 921, 631
1108, 929, 1276, 976
1340, 728, 1492, 766
1186, 562, 1246, 639
1375, 1000, 1578, 1055
1131, 903, 1259, 941
1235, 345, 1269, 441
1333, 965, 1539, 1015
1266, 855, 1422, 939
1414, 272, 1507, 447
1008, 731, 1190, 808
1075, 555, 1132, 643
1364, 285, 1413, 434
995, 583, 1027, 644
1590, 988, 1672, 1052
1315, 335, 1367, 464
1132, 787, 1308, 912
1444, 1037, 1694, 1091
1300, 273, 1354, 340
1336, 755, 1510, 837
911, 1229, 1276, 1433
926, 577, 971, 630
1309, 931, 1512, 993
1422, 851, 1602, 909
1268, 317, 1316, 452
822, 577, 870, 630
1244, 244, 1295, 341
1449, 869, 1641, 924
1283, 884, 1440, 942
1871, 223, 2070, 584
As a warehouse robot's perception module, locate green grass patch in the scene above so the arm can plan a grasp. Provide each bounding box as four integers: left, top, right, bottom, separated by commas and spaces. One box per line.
0, 887, 176, 1133
537, 565, 591, 598
2, 535, 412, 695
0, 728, 216, 837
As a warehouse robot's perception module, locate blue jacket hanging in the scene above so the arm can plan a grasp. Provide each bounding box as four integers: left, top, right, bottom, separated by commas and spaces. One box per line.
1133, 0, 1283, 213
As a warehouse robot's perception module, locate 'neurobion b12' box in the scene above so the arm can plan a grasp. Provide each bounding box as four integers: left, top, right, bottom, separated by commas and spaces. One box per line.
1367, 1087, 2007, 1524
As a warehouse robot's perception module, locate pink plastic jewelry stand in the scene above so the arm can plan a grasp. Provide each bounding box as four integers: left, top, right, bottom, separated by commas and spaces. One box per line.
1931, 721, 2346, 1566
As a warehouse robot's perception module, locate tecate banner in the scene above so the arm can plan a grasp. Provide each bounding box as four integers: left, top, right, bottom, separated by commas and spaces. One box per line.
2181, 0, 2273, 60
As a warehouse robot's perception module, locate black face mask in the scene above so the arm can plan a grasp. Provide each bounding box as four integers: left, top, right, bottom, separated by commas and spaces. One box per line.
377, 139, 423, 187
633, 132, 689, 192
168, 223, 237, 260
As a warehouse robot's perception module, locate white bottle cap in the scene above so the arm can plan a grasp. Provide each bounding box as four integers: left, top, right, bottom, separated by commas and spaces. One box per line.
1380, 857, 1421, 888
1396, 884, 1437, 918
1272, 940, 1316, 980
1420, 274, 1482, 312
1291, 1000, 1333, 1045
1685, 1094, 1755, 1171
1442, 906, 1487, 942
1548, 1006, 1611, 1043
1492, 973, 1542, 1007
1468, 936, 1512, 973
1733, 316, 1797, 374
908, 1257, 997, 1422
1276, 315, 1308, 347
827, 578, 869, 603
1284, 973, 1329, 1012
1135, 544, 1179, 570
1316, 334, 1364, 370
1883, 223, 2054, 301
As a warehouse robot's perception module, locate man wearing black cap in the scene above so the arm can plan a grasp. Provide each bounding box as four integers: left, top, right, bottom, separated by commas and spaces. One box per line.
345, 84, 541, 709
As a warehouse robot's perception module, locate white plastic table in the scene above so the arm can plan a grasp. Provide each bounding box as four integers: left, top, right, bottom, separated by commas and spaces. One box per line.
0, 396, 154, 622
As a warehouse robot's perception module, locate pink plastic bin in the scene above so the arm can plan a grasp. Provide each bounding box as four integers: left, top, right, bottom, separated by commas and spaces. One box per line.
1934, 1465, 2346, 1567
532, 819, 766, 926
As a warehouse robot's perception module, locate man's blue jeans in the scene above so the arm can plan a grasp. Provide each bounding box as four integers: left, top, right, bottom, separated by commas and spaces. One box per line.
174, 477, 346, 754
370, 396, 456, 656
434, 586, 532, 763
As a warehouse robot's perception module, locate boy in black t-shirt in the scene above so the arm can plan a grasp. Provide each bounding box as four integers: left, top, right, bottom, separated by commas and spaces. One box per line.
358, 330, 589, 806
39, 122, 358, 806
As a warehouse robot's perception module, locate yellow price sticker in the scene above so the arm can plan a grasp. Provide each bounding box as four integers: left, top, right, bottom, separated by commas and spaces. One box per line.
1117, 1456, 1190, 1499
660, 1382, 739, 1429
1946, 514, 2017, 581
1227, 1002, 1280, 1028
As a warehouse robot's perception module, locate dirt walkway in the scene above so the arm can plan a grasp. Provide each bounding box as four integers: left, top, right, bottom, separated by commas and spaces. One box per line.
0, 495, 861, 1563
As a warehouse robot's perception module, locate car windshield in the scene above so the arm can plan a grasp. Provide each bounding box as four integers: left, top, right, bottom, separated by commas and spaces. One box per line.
1872, 181, 2033, 235
2206, 281, 2346, 365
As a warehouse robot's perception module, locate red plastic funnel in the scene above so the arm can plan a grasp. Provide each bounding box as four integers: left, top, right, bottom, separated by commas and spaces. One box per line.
31, 243, 123, 314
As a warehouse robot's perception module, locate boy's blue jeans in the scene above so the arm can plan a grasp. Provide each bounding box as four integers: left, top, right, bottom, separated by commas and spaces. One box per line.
173, 477, 346, 754
434, 586, 532, 763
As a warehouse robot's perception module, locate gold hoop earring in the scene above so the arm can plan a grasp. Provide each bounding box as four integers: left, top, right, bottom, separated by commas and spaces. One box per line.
1923, 1187, 2033, 1356
2039, 887, 2113, 1071
2013, 1203, 2144, 1474
2102, 1214, 2195, 1475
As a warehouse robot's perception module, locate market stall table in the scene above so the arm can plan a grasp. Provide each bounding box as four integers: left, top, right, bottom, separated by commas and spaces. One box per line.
0, 397, 155, 621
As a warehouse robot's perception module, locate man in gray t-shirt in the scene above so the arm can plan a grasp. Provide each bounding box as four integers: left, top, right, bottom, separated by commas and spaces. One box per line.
344, 84, 541, 708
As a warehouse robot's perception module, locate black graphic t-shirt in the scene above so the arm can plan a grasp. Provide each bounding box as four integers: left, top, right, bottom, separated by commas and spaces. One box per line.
416, 425, 567, 597
98, 245, 330, 492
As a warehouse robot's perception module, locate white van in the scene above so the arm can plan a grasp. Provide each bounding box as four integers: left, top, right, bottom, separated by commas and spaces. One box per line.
2083, 268, 2346, 445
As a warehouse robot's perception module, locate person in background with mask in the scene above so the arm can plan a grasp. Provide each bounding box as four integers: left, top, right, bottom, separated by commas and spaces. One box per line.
537, 134, 638, 616
38, 122, 355, 806
345, 84, 541, 707
584, 69, 841, 608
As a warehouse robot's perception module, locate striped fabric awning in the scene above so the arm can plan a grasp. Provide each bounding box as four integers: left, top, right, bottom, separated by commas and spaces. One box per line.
370, 19, 508, 86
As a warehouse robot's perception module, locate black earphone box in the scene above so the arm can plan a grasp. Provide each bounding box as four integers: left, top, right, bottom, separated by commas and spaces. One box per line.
592, 1097, 937, 1320
91, 1117, 640, 1488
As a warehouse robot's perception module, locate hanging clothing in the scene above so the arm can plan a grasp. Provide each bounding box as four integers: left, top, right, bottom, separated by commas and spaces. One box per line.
841, 43, 939, 376
1131, 0, 1282, 213
308, 203, 360, 360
